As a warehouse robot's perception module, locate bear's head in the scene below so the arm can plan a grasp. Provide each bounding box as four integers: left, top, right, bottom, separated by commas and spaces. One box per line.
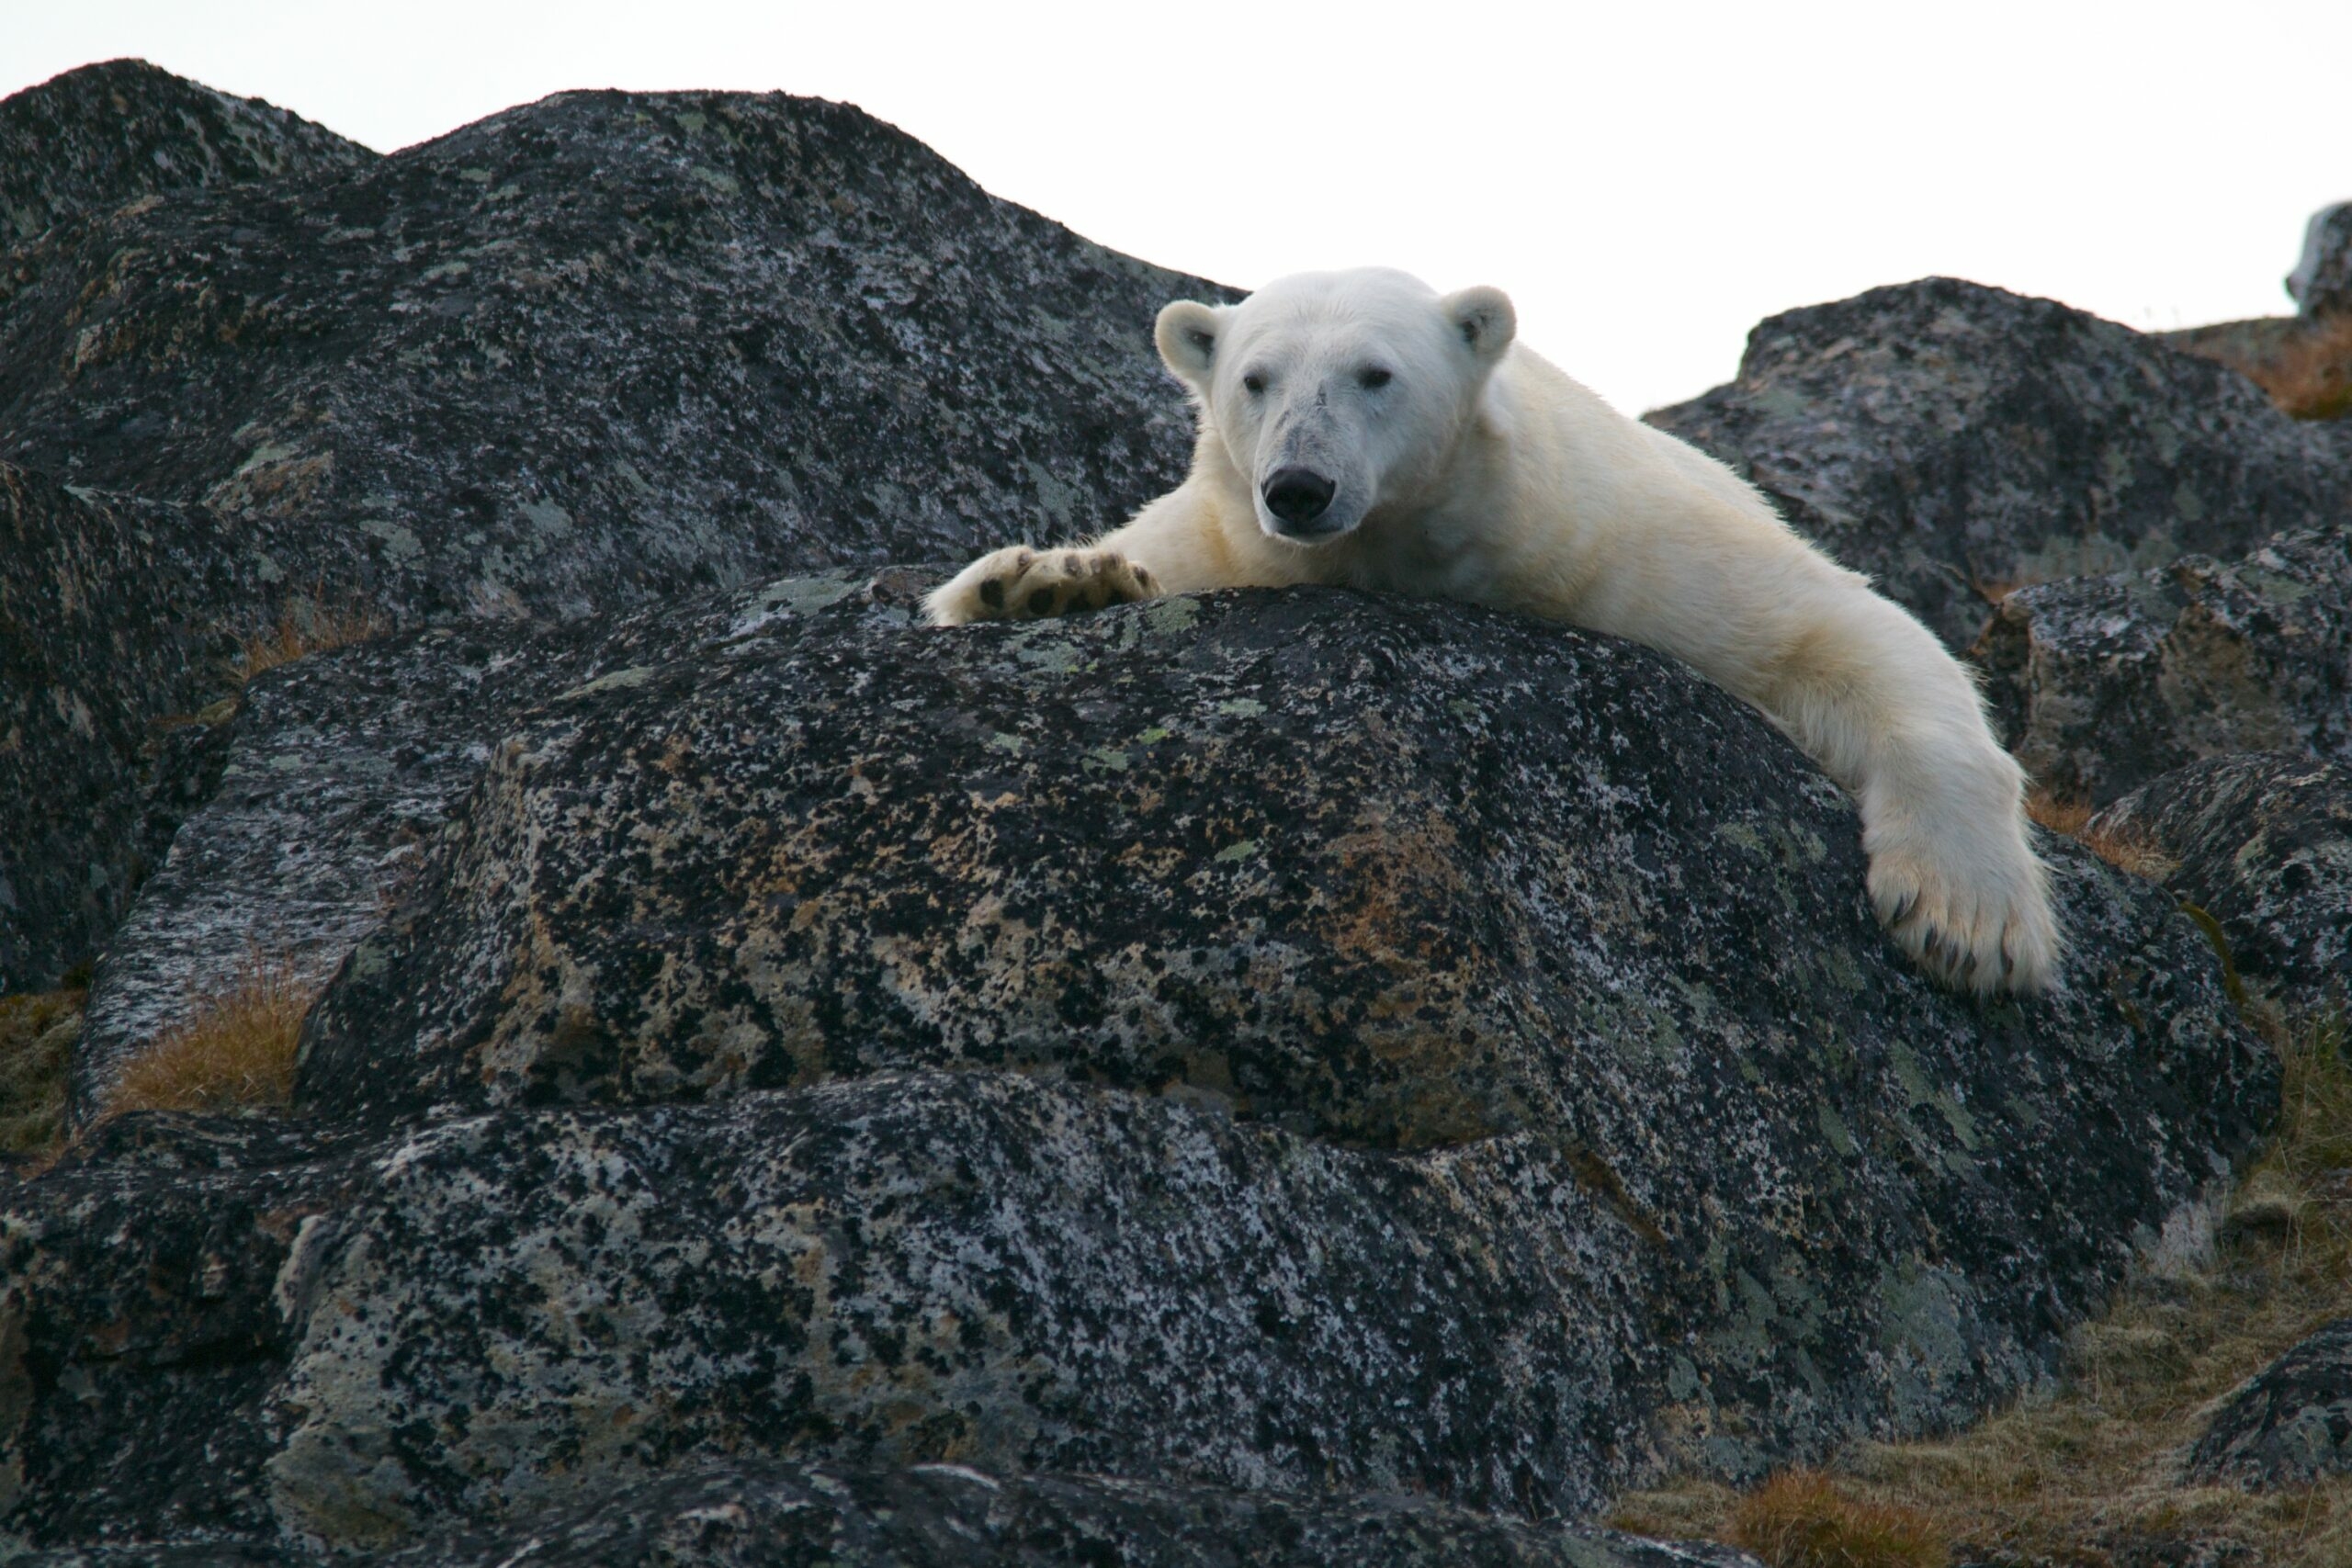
1155, 268, 1516, 545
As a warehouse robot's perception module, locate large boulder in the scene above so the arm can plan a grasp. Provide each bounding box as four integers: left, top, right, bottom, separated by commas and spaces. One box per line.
1973, 526, 2352, 806
1648, 278, 2352, 651
2085, 753, 2352, 1018
0, 72, 1227, 626
0, 58, 373, 246
2188, 1317, 2352, 1487
75, 585, 2233, 1548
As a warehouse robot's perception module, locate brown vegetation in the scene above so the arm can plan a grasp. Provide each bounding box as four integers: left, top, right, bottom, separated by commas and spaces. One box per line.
1611, 1010, 2352, 1568
1729, 1470, 1948, 1568
234, 596, 390, 680
100, 958, 320, 1118
2025, 789, 2178, 883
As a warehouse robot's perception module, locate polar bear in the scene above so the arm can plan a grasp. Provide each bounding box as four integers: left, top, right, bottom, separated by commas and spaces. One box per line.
927, 268, 2060, 994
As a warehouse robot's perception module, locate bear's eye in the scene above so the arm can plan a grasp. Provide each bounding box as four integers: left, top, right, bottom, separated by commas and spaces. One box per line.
1242, 373, 1266, 396
1358, 367, 1394, 390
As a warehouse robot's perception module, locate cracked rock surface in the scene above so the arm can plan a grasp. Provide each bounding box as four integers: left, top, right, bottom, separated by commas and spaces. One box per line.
2087, 752, 2352, 1018
1974, 526, 2352, 806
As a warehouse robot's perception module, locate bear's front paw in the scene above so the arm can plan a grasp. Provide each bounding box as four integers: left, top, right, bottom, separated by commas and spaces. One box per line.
1867, 829, 2061, 997
924, 547, 1161, 627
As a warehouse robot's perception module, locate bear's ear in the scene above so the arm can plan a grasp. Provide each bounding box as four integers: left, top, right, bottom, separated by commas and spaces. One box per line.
1155, 299, 1223, 388
1442, 286, 1517, 364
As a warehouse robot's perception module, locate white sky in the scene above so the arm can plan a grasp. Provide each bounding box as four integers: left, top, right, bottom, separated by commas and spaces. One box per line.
6, 1, 2350, 415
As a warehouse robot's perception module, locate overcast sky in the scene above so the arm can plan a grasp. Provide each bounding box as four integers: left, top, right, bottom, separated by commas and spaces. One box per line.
8, 2, 2349, 414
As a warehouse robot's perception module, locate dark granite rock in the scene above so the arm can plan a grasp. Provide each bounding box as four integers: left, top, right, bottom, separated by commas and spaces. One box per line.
0, 1114, 365, 1546
2086, 753, 2352, 1018
2290, 203, 2352, 319
373, 1458, 1768, 1567
2188, 1317, 2352, 1486
0, 461, 327, 993
0, 74, 1230, 626
251, 586, 2264, 1540
1973, 526, 2352, 806
0, 59, 374, 247
1648, 278, 2352, 651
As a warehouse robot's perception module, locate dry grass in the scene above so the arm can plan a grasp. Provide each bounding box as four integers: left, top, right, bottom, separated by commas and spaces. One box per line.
2178, 312, 2352, 422
99, 958, 321, 1118
1730, 1470, 1949, 1568
2026, 789, 2179, 884
1611, 1010, 2352, 1568
234, 597, 390, 681
0, 987, 84, 1158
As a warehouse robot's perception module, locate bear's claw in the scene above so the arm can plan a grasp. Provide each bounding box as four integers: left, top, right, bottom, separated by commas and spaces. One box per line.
925, 546, 1160, 626
1866, 831, 2060, 997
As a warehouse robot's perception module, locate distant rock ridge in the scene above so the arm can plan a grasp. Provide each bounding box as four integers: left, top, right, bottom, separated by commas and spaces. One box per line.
0, 57, 374, 244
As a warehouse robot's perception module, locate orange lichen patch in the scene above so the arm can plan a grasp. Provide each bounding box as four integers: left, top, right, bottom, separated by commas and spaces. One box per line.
235, 597, 391, 681
101, 960, 321, 1117
1727, 1470, 1949, 1568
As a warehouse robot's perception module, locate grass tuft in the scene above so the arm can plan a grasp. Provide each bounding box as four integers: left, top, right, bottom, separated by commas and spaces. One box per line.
1730, 1470, 1949, 1568
100, 958, 320, 1118
234, 597, 390, 681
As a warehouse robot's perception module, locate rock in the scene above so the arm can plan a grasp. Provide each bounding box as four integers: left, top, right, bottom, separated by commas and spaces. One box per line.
2288, 203, 2352, 319
235, 587, 2265, 1542
2188, 1317, 2352, 1486
0, 1114, 366, 1547
0, 71, 1231, 626
1973, 526, 2352, 806
0, 461, 322, 992
1648, 278, 2352, 651
2085, 753, 2352, 1018
0, 59, 373, 247
369, 1458, 1768, 1567
67, 568, 907, 1116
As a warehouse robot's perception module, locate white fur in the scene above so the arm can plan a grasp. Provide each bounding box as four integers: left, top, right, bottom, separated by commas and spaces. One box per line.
929, 268, 2061, 994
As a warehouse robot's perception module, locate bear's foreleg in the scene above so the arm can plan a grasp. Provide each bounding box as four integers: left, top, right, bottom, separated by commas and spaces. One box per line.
1742, 587, 2061, 995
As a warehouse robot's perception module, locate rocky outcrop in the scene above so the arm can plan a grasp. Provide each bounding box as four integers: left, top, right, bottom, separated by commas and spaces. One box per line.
0, 462, 317, 992
0, 59, 373, 246
367, 1459, 1768, 1567
2289, 202, 2352, 319
3, 584, 2275, 1555
0, 76, 1228, 627
2188, 1317, 2352, 1487
1973, 526, 2352, 806
1649, 278, 2352, 651
2086, 753, 2352, 1018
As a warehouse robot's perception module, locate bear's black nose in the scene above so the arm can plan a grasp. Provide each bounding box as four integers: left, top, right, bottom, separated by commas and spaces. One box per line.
1262, 468, 1336, 528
